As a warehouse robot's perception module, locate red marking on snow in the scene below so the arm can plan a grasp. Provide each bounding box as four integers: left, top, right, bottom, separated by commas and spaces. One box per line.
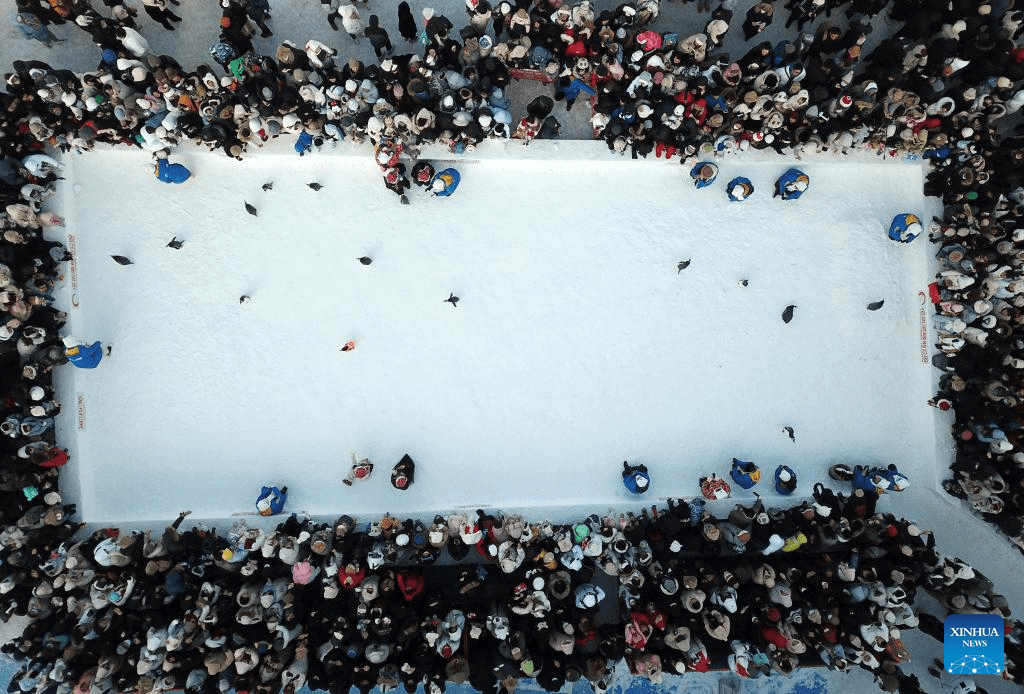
76, 393, 86, 430
919, 291, 929, 364
68, 235, 79, 306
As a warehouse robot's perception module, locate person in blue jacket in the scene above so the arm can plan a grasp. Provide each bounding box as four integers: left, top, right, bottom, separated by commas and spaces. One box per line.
730, 458, 761, 489
294, 130, 313, 156
726, 176, 754, 201
62, 336, 104, 369
255, 485, 288, 516
690, 162, 719, 188
773, 168, 809, 200
774, 465, 798, 495
849, 464, 908, 495
155, 158, 192, 184
429, 168, 461, 197
622, 460, 650, 494
888, 213, 922, 243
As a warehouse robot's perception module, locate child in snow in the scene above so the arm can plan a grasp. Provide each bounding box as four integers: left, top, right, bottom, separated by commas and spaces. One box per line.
622, 461, 651, 494
726, 177, 754, 201
62, 336, 105, 369
344, 453, 374, 486
774, 465, 798, 495
773, 168, 809, 200
888, 213, 922, 243
383, 165, 411, 203
255, 485, 287, 515
154, 158, 192, 184
690, 162, 719, 188
730, 459, 761, 489
428, 168, 460, 197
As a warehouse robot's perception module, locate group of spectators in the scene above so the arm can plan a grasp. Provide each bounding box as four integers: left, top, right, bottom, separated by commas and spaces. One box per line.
1, 484, 1020, 694
4, 0, 1024, 691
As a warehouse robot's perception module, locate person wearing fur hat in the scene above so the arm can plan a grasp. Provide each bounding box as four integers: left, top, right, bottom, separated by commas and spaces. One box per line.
743, 2, 775, 41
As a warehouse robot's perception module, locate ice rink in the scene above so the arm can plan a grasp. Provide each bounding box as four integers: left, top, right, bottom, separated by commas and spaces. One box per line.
51, 141, 940, 524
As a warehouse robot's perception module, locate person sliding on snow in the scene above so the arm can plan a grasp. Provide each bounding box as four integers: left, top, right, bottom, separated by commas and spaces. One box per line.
383, 165, 411, 204
888, 213, 922, 243
255, 485, 287, 515
729, 458, 761, 489
622, 461, 650, 494
411, 161, 436, 188
62, 336, 106, 369
690, 162, 719, 189
428, 168, 460, 197
774, 465, 798, 495
154, 158, 192, 184
773, 168, 809, 200
344, 452, 374, 486
726, 176, 754, 201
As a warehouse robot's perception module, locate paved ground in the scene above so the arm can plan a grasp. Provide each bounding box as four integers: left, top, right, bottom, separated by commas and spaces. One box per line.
1, 1, 887, 139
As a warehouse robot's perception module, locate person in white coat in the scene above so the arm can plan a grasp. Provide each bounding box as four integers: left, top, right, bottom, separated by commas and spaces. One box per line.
329, 3, 364, 41
115, 26, 151, 58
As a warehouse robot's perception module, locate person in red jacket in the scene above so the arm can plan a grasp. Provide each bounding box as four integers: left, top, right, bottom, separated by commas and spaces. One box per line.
34, 446, 68, 468
397, 570, 425, 601
339, 562, 366, 589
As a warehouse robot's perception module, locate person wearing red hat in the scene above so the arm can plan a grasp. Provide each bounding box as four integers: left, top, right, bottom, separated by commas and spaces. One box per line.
382, 164, 410, 203
343, 453, 374, 486
391, 454, 415, 490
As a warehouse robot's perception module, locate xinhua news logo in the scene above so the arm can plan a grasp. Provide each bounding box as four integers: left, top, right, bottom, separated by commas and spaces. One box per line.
944, 614, 1004, 675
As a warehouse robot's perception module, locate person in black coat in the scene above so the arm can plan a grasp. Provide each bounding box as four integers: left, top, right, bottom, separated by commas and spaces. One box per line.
396, 1, 418, 42
364, 15, 393, 60
742, 2, 775, 41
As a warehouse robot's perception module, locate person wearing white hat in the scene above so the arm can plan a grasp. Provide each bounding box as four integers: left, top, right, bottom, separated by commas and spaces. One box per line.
573, 583, 605, 609
622, 460, 651, 494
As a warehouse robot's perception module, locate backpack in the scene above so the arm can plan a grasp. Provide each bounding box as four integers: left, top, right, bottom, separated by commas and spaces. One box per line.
209, 42, 238, 67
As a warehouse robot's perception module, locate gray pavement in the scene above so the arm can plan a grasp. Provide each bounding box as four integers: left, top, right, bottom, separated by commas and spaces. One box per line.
1, 0, 890, 135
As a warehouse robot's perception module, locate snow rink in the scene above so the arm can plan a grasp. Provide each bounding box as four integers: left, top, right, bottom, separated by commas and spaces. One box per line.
52, 142, 939, 524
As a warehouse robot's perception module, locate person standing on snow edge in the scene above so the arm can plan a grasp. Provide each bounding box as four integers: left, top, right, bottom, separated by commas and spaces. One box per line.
62, 336, 104, 369
154, 158, 192, 184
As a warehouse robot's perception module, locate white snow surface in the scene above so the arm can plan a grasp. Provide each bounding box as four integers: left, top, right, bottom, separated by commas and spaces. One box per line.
52, 141, 938, 525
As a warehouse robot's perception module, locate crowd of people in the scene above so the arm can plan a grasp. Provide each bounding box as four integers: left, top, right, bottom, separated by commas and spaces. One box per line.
1, 484, 1020, 694
3, 0, 1024, 691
